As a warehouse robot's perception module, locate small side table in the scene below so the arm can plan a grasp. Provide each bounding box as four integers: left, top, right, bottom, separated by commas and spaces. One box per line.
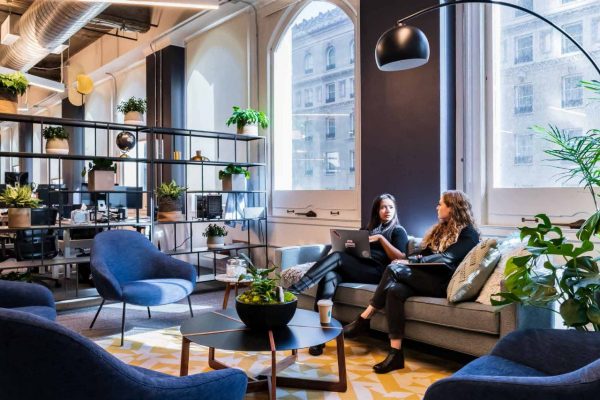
214, 274, 252, 309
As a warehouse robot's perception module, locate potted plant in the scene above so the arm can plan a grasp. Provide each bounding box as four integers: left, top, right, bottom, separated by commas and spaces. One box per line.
81, 159, 116, 191
117, 96, 147, 125
0, 184, 41, 227
43, 126, 69, 155
218, 163, 250, 191
202, 223, 227, 248
0, 72, 28, 114
235, 254, 297, 330
225, 106, 269, 135
156, 180, 186, 222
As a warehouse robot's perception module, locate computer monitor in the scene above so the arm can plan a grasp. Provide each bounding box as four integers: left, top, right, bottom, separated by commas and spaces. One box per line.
5, 172, 28, 186
80, 184, 142, 209
36, 184, 68, 207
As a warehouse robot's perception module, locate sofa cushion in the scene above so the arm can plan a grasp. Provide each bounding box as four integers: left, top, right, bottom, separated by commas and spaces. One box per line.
122, 278, 194, 306
12, 305, 56, 321
454, 355, 548, 377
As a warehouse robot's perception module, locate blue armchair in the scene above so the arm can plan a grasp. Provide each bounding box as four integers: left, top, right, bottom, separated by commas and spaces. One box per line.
0, 308, 247, 399
90, 230, 196, 345
0, 279, 56, 321
424, 329, 600, 400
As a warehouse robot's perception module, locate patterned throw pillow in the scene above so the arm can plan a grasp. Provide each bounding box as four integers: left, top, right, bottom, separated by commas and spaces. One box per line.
280, 262, 315, 288
447, 239, 499, 303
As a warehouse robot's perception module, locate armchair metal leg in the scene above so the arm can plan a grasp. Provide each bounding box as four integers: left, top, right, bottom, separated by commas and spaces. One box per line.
89, 299, 105, 329
147, 307, 151, 319
121, 302, 126, 347
187, 296, 194, 318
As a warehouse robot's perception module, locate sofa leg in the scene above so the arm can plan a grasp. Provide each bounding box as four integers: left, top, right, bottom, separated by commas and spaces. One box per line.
121, 302, 126, 347
187, 296, 194, 318
147, 307, 151, 319
89, 299, 105, 329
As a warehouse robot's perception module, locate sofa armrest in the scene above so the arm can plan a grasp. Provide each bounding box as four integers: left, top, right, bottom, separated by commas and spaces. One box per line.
0, 280, 55, 309
275, 244, 331, 270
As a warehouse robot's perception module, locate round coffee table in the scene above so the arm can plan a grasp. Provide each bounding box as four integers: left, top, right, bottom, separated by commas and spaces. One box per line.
214, 274, 252, 309
180, 308, 347, 399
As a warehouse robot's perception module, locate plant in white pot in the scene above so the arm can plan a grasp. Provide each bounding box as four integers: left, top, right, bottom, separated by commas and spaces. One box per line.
81, 159, 116, 191
0, 184, 41, 228
43, 126, 69, 155
156, 180, 187, 222
203, 224, 227, 248
219, 164, 250, 191
225, 106, 269, 135
117, 96, 147, 125
0, 72, 28, 114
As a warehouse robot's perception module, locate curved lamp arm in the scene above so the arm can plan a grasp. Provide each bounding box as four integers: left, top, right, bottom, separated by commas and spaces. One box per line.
391, 0, 600, 76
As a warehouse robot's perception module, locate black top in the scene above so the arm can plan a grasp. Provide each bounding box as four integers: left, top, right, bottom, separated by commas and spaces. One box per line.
370, 225, 409, 266
180, 308, 343, 352
408, 224, 479, 271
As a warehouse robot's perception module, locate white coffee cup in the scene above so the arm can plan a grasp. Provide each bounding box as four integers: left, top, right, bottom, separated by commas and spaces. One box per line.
317, 299, 333, 325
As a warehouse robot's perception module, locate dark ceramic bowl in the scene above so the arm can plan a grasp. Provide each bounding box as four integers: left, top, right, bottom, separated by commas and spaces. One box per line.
235, 296, 297, 330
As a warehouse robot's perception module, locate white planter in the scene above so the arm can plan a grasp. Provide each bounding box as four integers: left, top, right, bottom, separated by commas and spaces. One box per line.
45, 138, 69, 155
221, 174, 247, 192
8, 208, 30, 228
124, 111, 144, 125
237, 123, 258, 136
207, 236, 225, 248
88, 170, 115, 191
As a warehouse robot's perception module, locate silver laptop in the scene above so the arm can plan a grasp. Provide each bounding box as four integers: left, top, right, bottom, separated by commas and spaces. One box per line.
330, 229, 371, 259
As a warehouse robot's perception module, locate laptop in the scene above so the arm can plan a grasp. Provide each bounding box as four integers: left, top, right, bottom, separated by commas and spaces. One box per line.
330, 229, 371, 259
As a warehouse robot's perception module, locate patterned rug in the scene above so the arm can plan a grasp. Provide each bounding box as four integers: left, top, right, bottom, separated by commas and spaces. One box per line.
95, 325, 461, 399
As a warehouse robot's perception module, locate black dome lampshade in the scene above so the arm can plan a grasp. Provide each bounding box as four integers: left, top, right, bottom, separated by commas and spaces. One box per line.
375, 23, 430, 71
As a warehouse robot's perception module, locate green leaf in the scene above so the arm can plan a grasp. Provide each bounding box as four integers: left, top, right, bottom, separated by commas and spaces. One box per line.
586, 304, 600, 324
560, 299, 589, 326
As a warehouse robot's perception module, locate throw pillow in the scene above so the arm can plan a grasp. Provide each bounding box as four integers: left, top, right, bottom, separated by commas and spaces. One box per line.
280, 262, 315, 288
447, 239, 499, 303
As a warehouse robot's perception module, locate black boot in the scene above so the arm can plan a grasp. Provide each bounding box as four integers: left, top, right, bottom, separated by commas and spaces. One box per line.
373, 348, 404, 374
343, 315, 370, 338
308, 343, 325, 356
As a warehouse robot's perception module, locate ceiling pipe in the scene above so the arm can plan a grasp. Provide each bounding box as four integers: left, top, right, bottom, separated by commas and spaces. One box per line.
0, 0, 109, 72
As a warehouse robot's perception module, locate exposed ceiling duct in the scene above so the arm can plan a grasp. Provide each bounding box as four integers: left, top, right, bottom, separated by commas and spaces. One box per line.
0, 0, 109, 72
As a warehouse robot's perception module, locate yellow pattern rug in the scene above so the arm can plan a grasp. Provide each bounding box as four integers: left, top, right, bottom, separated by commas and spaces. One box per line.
95, 326, 461, 399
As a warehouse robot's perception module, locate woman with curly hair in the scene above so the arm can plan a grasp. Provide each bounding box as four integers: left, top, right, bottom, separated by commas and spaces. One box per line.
343, 190, 479, 374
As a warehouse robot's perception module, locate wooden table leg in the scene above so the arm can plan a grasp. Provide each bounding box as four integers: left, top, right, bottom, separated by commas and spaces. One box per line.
222, 283, 232, 309
269, 331, 277, 400
180, 337, 190, 376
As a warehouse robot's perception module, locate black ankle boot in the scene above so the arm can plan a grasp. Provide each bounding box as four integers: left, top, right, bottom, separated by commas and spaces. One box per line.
373, 348, 405, 374
343, 316, 370, 338
308, 343, 325, 356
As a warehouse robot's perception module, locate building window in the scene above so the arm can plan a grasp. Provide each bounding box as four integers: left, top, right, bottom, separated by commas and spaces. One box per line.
349, 39, 355, 64
514, 134, 533, 165
326, 45, 336, 70
562, 75, 583, 108
294, 91, 302, 108
562, 22, 582, 54
326, 117, 335, 139
593, 17, 600, 43
304, 52, 314, 74
349, 77, 354, 98
304, 88, 313, 107
325, 151, 339, 174
514, 34, 533, 64
514, 83, 533, 114
514, 0, 533, 17
304, 120, 313, 142
563, 128, 583, 140
338, 80, 346, 98
326, 82, 336, 103
562, 0, 576, 4
315, 86, 322, 104
305, 153, 313, 176
349, 111, 354, 137
539, 30, 552, 54
349, 150, 355, 172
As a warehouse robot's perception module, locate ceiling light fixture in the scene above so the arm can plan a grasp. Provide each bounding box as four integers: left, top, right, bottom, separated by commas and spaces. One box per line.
75, 0, 219, 10
0, 67, 65, 93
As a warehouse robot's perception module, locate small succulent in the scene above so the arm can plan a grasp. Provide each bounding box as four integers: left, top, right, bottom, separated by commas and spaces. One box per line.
202, 223, 228, 237
117, 96, 147, 114
237, 254, 295, 304
218, 164, 250, 180
42, 126, 69, 140
156, 180, 187, 201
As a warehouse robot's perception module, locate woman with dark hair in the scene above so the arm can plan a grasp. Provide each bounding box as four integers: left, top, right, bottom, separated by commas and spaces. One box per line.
343, 190, 479, 374
288, 193, 409, 356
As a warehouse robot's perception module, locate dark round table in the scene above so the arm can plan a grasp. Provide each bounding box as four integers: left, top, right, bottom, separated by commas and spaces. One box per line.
180, 308, 347, 399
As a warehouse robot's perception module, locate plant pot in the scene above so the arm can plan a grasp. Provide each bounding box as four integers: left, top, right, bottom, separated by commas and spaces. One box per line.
235, 297, 298, 330
0, 90, 17, 114
88, 170, 115, 191
157, 211, 184, 222
8, 208, 30, 228
221, 174, 247, 191
237, 123, 258, 136
157, 198, 183, 222
124, 111, 144, 125
45, 138, 69, 155
206, 235, 225, 248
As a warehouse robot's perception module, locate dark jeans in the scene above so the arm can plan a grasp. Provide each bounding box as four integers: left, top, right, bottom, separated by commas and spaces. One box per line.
291, 251, 385, 310
370, 263, 450, 339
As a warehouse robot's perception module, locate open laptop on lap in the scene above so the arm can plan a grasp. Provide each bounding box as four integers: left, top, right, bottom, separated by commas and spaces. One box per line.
330, 229, 371, 259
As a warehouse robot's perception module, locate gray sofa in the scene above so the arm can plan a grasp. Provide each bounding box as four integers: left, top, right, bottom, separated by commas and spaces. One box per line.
275, 244, 552, 357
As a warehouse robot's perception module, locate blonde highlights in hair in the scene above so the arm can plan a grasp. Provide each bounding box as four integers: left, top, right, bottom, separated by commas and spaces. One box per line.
421, 190, 476, 253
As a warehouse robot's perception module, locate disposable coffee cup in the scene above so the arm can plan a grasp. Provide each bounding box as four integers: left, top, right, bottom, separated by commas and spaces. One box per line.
317, 299, 333, 325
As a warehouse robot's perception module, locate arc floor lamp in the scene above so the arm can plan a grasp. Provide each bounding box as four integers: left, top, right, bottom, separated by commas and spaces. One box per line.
374, 0, 600, 76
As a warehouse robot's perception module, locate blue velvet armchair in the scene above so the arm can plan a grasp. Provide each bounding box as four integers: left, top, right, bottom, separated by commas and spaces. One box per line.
0, 308, 247, 400
0, 279, 56, 321
90, 230, 196, 345
424, 329, 600, 400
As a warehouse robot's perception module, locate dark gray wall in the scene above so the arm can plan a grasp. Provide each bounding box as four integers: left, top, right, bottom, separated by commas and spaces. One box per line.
360, 0, 455, 236
61, 99, 85, 197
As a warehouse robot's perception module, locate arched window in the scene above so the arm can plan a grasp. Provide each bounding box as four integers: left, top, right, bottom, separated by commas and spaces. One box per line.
349, 39, 355, 64
326, 45, 336, 70
304, 52, 313, 74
